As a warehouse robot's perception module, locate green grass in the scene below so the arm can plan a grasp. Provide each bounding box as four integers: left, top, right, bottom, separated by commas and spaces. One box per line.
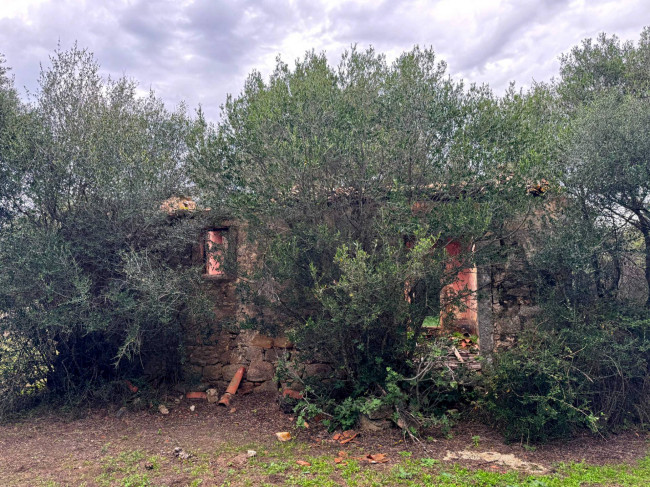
422, 315, 440, 328
31, 443, 647, 487
211, 446, 650, 487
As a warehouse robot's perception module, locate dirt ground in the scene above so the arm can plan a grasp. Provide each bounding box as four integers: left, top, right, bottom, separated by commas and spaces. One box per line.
1, 392, 648, 486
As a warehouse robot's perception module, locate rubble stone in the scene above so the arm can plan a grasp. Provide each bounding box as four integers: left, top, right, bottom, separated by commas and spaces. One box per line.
250, 334, 274, 349
303, 363, 332, 378
247, 361, 275, 382
203, 364, 223, 382
222, 364, 247, 382
206, 388, 219, 403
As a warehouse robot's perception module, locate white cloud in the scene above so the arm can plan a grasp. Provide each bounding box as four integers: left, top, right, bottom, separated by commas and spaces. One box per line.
0, 0, 648, 119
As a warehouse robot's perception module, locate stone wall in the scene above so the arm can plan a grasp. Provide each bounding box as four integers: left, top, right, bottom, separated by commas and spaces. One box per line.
181, 221, 333, 394
183, 326, 293, 393
180, 221, 543, 392
483, 236, 543, 352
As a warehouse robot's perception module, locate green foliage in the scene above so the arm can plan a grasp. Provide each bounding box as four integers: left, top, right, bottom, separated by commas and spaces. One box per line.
477, 28, 650, 443
483, 309, 650, 442
290, 339, 480, 436
556, 27, 650, 307
0, 54, 30, 225
0, 46, 211, 414
193, 46, 546, 431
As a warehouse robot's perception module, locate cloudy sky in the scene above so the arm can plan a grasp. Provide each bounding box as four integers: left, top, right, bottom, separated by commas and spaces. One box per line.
0, 0, 647, 120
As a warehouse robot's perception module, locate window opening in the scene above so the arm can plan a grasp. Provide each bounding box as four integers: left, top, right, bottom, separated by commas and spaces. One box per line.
440, 239, 478, 335
205, 229, 228, 276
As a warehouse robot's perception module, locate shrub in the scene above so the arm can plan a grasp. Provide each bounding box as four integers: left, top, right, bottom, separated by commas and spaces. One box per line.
482, 309, 650, 442
0, 47, 212, 415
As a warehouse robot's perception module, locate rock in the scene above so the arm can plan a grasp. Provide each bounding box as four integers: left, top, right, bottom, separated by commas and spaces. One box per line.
203, 364, 223, 382
239, 382, 255, 395
303, 363, 332, 379
366, 404, 393, 420
158, 405, 169, 415
218, 349, 237, 364
264, 348, 289, 362
247, 361, 275, 382
247, 450, 257, 458
187, 346, 220, 366
499, 315, 521, 334
508, 287, 531, 297
359, 415, 391, 432
250, 334, 274, 349
182, 364, 203, 381
254, 380, 279, 393
173, 447, 191, 460
189, 405, 195, 412
222, 364, 247, 382
518, 305, 542, 319
273, 337, 294, 349
280, 380, 305, 392
244, 345, 264, 362
230, 452, 250, 466
206, 388, 219, 403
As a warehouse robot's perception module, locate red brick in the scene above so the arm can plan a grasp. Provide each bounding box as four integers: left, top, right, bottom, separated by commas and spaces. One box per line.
186, 391, 207, 400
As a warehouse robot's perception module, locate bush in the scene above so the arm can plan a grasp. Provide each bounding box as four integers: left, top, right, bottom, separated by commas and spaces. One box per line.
0, 46, 212, 415
482, 309, 650, 442
288, 337, 482, 437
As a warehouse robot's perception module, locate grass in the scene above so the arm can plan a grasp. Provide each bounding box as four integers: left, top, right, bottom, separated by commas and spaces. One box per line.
26, 438, 650, 486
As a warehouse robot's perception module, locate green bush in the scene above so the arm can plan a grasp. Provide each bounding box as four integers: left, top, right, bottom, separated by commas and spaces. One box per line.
289, 337, 482, 437
483, 310, 650, 442
0, 46, 212, 415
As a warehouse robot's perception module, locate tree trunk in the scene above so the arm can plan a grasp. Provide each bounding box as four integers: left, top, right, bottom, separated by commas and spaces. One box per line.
645, 230, 650, 308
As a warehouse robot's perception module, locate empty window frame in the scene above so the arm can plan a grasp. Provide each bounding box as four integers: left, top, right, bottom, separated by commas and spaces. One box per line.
204, 228, 228, 277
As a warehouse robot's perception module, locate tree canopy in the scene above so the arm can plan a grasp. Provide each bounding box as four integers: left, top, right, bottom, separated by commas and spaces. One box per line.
1, 32, 650, 440
0, 46, 210, 412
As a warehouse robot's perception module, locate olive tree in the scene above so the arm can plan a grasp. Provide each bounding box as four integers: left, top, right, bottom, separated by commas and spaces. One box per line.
193, 47, 547, 398
0, 46, 209, 411
559, 29, 650, 306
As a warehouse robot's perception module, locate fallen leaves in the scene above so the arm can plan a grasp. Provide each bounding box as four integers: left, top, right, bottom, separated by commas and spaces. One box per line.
296, 460, 311, 466
332, 430, 358, 444
365, 453, 389, 464
275, 432, 292, 442
333, 450, 389, 465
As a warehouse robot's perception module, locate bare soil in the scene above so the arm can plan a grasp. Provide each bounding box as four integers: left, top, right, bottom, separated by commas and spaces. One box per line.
1, 392, 648, 486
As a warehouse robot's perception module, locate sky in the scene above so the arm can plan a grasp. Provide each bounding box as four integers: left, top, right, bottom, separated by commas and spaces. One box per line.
0, 0, 648, 121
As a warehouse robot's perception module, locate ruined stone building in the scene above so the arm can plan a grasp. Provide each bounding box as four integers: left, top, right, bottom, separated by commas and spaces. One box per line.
161, 193, 544, 394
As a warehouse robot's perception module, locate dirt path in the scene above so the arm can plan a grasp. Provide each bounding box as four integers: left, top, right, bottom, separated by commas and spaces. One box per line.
1, 392, 648, 486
